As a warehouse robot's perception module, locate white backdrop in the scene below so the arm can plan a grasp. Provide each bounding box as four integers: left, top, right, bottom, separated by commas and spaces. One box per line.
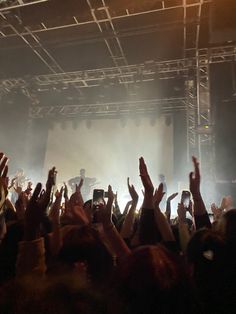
44, 116, 173, 205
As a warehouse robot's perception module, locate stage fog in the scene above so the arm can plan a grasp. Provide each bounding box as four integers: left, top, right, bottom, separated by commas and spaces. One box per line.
44, 116, 173, 204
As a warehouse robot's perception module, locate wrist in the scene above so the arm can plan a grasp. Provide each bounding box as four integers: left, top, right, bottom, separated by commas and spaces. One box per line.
131, 199, 138, 206
178, 217, 187, 224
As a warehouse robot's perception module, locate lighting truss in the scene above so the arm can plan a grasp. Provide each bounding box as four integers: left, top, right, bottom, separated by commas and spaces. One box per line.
1, 45, 235, 94
0, 0, 211, 39
0, 0, 48, 12
185, 79, 197, 159
29, 97, 186, 119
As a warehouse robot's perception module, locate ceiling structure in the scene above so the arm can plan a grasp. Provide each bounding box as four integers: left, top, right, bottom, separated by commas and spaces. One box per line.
0, 0, 235, 119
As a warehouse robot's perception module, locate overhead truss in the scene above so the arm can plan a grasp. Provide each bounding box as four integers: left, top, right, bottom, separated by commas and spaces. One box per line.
1, 45, 236, 94
0, 0, 48, 12
0, 0, 211, 38
29, 97, 186, 119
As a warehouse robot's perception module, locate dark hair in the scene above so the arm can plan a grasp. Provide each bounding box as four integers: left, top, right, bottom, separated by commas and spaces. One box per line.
187, 228, 234, 314
111, 245, 199, 314
58, 225, 113, 282
187, 228, 227, 277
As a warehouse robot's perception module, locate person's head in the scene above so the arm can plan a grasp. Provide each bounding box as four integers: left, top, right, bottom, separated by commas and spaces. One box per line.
58, 225, 113, 282
0, 275, 106, 314
112, 245, 198, 314
187, 226, 235, 313
187, 229, 227, 281
80, 169, 86, 177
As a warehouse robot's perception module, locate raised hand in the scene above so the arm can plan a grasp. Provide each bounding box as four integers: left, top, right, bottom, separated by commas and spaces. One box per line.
139, 157, 154, 195
220, 195, 233, 211
187, 200, 193, 216
0, 179, 6, 211
177, 202, 187, 223
211, 203, 223, 221
0, 152, 9, 202
99, 185, 114, 226
127, 177, 138, 204
189, 156, 200, 196
8, 177, 16, 190
69, 178, 84, 208
153, 183, 165, 209
76, 178, 84, 192
24, 167, 57, 240
0, 152, 8, 179
63, 182, 69, 200
189, 157, 210, 225
15, 192, 28, 220
167, 192, 178, 203
49, 187, 63, 225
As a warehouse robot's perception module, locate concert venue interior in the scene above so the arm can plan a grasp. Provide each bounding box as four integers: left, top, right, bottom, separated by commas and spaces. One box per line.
0, 1, 236, 313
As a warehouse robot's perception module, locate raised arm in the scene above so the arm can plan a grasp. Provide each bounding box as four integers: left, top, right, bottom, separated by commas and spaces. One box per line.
138, 157, 161, 245
101, 185, 131, 259
120, 178, 138, 239
153, 183, 175, 243
190, 156, 211, 229
48, 187, 63, 256
16, 167, 57, 276
177, 202, 190, 252
165, 192, 178, 223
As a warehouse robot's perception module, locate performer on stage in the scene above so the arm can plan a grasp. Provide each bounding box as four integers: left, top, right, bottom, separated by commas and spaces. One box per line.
68, 168, 97, 201
10, 168, 30, 204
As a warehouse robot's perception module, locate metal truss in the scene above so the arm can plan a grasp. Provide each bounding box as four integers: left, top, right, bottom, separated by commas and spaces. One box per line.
1, 45, 235, 94
183, 0, 203, 58
0, 0, 48, 12
196, 51, 214, 168
185, 79, 197, 161
0, 12, 63, 74
86, 0, 131, 93
0, 10, 84, 98
0, 0, 211, 39
185, 0, 203, 162
29, 97, 186, 119
183, 0, 215, 202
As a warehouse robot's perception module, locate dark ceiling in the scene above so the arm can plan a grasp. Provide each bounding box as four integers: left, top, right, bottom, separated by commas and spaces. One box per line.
0, 0, 212, 78
0, 0, 235, 117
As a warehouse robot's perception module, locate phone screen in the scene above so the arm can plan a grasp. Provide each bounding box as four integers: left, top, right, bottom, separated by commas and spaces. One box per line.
92, 189, 104, 205
181, 190, 190, 208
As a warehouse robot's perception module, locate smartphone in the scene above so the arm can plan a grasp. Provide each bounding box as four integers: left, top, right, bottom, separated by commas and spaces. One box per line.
181, 190, 191, 208
92, 189, 104, 206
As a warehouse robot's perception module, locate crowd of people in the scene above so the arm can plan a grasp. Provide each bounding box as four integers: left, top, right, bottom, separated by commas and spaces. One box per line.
0, 151, 235, 314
